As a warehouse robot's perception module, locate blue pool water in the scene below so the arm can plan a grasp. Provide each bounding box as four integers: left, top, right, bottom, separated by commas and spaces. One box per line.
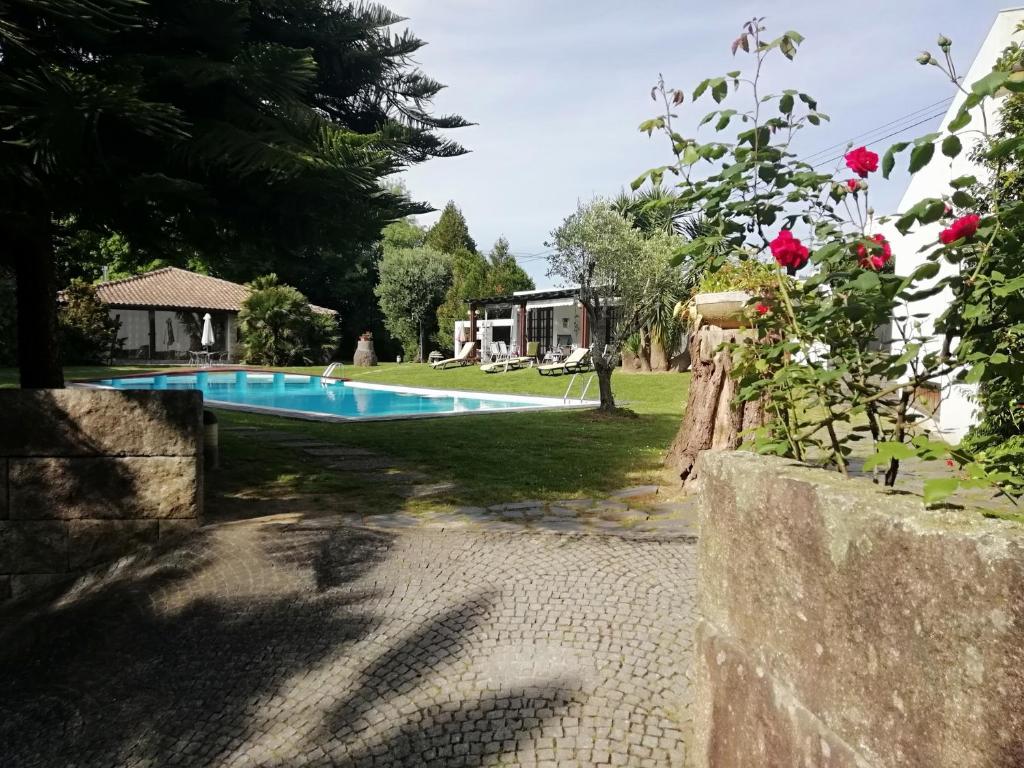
85, 371, 584, 421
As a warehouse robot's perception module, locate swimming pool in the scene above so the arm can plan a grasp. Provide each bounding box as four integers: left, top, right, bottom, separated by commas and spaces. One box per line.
78, 370, 598, 422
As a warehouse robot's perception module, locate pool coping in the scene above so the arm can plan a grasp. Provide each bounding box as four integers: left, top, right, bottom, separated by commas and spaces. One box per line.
70, 367, 600, 423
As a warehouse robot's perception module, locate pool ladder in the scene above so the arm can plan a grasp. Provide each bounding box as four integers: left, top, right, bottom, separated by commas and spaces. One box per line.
321, 362, 343, 386
563, 372, 596, 403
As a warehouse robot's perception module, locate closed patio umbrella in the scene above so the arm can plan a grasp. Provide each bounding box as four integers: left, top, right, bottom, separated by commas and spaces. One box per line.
201, 313, 215, 349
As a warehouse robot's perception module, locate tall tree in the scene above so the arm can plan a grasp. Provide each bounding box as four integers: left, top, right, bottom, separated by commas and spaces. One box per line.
375, 246, 451, 362
424, 201, 477, 255
0, 1, 468, 387
547, 201, 645, 412
434, 247, 490, 351
484, 236, 534, 296
425, 201, 485, 350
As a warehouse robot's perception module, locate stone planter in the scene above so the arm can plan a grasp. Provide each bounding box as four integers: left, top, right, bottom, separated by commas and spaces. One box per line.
690, 290, 752, 329
693, 451, 1024, 768
352, 338, 378, 367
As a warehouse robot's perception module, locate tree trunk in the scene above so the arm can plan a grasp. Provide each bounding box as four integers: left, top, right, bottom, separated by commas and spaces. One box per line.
637, 334, 652, 372
12, 220, 63, 388
595, 359, 615, 412
667, 324, 767, 489
418, 320, 425, 363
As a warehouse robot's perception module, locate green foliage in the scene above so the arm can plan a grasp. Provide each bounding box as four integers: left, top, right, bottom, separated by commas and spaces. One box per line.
374, 246, 452, 361
484, 236, 534, 296
434, 247, 490, 350
381, 219, 428, 252
636, 19, 1023, 506
238, 275, 339, 366
424, 202, 477, 255
696, 258, 780, 295
960, 28, 1024, 493
58, 279, 120, 364
0, 0, 468, 383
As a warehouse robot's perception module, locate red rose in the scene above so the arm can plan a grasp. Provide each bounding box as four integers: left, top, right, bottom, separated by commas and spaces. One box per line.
857, 234, 892, 270
845, 146, 879, 178
846, 179, 859, 192
769, 230, 809, 270
755, 302, 770, 315
939, 213, 981, 245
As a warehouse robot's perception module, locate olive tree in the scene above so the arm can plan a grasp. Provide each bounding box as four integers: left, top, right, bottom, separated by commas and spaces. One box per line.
547, 201, 648, 412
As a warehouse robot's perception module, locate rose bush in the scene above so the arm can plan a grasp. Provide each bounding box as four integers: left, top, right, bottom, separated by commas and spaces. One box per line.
634, 18, 1024, 506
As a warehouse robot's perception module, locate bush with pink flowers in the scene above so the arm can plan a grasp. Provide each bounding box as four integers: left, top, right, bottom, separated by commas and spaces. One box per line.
633, 18, 1023, 505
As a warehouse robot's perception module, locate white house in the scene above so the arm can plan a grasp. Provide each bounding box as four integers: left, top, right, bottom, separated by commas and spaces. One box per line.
884, 8, 1024, 441
454, 287, 614, 361
91, 267, 334, 363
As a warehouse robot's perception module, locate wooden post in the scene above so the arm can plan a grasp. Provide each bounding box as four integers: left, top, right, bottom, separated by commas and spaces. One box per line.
667, 322, 767, 489
519, 301, 528, 355
468, 302, 477, 358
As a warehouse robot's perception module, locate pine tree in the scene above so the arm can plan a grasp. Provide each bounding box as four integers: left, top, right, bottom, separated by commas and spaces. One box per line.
484, 237, 534, 296
424, 202, 477, 255
0, 1, 469, 386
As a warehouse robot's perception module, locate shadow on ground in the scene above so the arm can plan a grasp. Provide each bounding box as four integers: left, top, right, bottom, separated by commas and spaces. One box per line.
0, 519, 581, 767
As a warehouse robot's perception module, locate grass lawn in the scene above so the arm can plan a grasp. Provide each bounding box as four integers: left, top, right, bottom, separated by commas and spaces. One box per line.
1, 363, 689, 510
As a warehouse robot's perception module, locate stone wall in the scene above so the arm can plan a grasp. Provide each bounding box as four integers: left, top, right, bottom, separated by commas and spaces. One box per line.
1, 389, 202, 600
693, 452, 1024, 768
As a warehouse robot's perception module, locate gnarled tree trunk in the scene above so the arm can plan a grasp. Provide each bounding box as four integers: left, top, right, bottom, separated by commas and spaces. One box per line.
667, 324, 766, 488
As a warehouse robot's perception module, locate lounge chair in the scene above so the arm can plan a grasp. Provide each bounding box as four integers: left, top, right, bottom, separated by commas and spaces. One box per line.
537, 346, 591, 376
431, 341, 477, 369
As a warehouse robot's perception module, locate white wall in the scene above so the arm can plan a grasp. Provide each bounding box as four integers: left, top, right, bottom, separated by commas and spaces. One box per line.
883, 9, 1024, 441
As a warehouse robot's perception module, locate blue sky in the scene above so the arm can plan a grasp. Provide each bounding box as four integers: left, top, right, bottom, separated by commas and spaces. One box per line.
386, 1, 1013, 288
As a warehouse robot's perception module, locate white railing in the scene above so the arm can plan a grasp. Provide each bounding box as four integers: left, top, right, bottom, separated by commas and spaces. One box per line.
321, 362, 343, 385
563, 372, 596, 403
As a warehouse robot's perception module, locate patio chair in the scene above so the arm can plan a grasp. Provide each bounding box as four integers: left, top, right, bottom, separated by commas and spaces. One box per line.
431, 341, 477, 369
537, 346, 591, 376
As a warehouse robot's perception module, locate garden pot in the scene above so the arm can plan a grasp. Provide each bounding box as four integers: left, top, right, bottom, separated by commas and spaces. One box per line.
353, 338, 378, 367
691, 291, 752, 329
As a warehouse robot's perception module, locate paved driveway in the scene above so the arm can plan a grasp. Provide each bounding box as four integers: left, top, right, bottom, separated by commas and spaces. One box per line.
0, 517, 697, 767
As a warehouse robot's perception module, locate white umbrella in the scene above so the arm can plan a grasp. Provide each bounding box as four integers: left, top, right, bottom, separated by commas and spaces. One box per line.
201, 312, 215, 349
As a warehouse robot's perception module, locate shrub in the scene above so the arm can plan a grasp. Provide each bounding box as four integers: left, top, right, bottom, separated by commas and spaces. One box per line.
59, 279, 120, 364
635, 20, 1024, 505
239, 274, 339, 366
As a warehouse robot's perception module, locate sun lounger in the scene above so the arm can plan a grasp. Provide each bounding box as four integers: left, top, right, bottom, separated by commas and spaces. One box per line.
536, 346, 591, 376
431, 341, 477, 369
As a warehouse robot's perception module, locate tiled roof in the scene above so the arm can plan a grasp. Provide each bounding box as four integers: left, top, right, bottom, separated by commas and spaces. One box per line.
93, 267, 336, 315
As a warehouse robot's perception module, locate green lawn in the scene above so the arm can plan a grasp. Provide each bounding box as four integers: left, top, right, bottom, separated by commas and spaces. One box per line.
1, 363, 689, 509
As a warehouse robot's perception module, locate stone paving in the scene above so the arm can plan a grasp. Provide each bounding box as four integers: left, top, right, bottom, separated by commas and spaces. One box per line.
0, 489, 699, 767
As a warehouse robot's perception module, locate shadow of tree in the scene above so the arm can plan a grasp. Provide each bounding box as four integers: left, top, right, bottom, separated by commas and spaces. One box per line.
0, 520, 581, 767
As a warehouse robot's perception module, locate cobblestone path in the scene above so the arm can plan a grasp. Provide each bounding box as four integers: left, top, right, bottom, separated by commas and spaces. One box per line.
0, 516, 697, 767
